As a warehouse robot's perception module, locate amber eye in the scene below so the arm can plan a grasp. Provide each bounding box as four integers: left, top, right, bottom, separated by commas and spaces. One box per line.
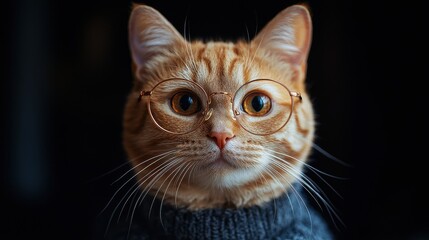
171, 91, 201, 115
242, 92, 271, 116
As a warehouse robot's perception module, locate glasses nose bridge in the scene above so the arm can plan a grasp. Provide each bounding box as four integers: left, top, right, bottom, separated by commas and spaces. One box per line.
204, 91, 235, 122
207, 91, 233, 105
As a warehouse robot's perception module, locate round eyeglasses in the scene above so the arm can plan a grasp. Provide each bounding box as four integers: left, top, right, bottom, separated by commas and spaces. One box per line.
138, 78, 302, 135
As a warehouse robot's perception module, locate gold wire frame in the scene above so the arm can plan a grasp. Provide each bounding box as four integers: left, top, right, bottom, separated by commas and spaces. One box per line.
138, 78, 302, 135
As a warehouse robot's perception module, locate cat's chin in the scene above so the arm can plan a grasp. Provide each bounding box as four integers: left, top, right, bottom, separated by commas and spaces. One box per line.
166, 172, 288, 210
204, 156, 239, 170
193, 163, 265, 190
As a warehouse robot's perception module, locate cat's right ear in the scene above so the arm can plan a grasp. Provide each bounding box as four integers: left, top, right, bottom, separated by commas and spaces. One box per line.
251, 5, 312, 80
129, 5, 186, 81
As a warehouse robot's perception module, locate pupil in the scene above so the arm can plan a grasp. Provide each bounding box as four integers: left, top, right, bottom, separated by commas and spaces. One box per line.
251, 96, 264, 112
179, 94, 193, 111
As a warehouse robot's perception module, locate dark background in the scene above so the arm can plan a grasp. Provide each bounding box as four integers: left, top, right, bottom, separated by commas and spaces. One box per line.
2, 0, 428, 239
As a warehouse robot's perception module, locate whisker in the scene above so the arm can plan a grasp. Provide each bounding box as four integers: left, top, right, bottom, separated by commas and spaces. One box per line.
101, 150, 177, 218
89, 160, 131, 183
104, 153, 179, 235
290, 134, 352, 167
268, 153, 340, 223
312, 142, 351, 167
245, 23, 250, 43
267, 149, 345, 198
187, 161, 198, 185
113, 150, 178, 185
183, 15, 188, 42
174, 162, 193, 207
247, 25, 266, 69
268, 153, 327, 206
182, 17, 199, 76
119, 160, 174, 222
126, 158, 180, 234
268, 157, 323, 211
93, 149, 168, 184
266, 166, 313, 233
255, 168, 279, 215
124, 189, 140, 222
267, 148, 348, 181
267, 153, 345, 228
110, 162, 164, 232
156, 161, 187, 228
143, 161, 180, 218
106, 160, 161, 233
128, 158, 178, 214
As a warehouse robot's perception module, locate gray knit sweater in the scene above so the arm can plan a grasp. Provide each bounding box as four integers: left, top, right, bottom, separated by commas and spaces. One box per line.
105, 185, 333, 240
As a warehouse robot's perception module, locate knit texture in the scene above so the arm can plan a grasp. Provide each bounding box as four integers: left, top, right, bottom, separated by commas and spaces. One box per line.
104, 184, 333, 240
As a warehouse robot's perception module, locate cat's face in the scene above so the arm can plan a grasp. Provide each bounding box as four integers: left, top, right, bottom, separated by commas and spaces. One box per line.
123, 4, 314, 209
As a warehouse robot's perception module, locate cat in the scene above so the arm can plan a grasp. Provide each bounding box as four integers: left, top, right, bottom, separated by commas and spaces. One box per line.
107, 3, 333, 239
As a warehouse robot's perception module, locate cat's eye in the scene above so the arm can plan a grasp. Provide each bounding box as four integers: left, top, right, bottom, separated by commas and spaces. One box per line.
171, 91, 201, 115
242, 92, 271, 116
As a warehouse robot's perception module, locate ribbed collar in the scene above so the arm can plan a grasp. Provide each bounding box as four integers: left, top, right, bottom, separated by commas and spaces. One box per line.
134, 185, 309, 240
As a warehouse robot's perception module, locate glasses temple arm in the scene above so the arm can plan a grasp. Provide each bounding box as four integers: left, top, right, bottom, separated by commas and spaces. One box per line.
137, 91, 152, 102
290, 91, 303, 102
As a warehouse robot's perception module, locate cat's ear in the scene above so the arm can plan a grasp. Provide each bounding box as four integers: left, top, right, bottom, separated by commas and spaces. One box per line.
252, 5, 312, 74
129, 5, 186, 80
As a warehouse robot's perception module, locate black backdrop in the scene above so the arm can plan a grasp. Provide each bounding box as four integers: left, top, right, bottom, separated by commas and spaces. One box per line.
2, 0, 428, 239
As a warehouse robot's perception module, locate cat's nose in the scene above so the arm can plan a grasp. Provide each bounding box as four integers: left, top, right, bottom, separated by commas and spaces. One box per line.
208, 132, 235, 150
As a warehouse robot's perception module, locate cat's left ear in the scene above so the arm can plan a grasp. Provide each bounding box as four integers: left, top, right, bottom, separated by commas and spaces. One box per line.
252, 5, 312, 76
128, 4, 186, 81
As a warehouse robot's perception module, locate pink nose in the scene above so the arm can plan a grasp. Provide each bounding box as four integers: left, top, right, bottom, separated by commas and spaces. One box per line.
209, 132, 235, 150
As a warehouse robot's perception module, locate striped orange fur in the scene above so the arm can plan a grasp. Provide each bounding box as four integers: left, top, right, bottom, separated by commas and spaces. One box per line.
123, 4, 314, 209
